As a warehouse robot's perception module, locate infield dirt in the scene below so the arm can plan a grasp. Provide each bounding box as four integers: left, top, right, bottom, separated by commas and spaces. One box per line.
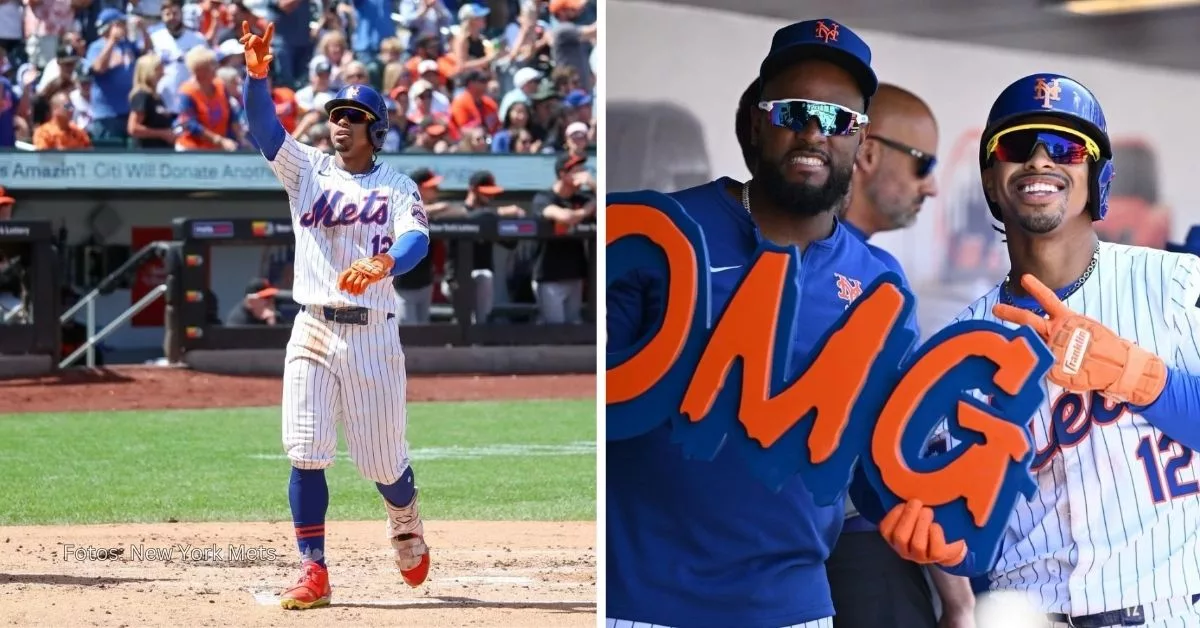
0, 368, 597, 627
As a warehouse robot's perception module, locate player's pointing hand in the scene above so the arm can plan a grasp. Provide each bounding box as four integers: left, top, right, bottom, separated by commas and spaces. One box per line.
239, 21, 273, 79
993, 274, 1167, 406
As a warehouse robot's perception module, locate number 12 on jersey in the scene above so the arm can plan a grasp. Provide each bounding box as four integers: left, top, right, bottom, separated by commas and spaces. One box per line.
1136, 433, 1200, 503
371, 235, 394, 256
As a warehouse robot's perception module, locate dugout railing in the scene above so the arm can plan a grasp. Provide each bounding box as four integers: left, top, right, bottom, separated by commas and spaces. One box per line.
164, 215, 596, 359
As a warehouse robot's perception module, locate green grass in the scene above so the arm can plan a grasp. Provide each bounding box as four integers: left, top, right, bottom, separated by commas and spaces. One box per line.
0, 400, 595, 525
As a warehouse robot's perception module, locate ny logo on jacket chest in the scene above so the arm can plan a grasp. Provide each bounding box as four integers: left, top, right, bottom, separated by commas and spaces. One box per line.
300, 189, 390, 229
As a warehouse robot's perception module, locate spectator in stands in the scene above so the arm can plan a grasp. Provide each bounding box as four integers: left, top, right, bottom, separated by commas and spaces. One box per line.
380, 59, 408, 95
85, 8, 145, 145
407, 118, 448, 153
564, 119, 588, 158
499, 66, 539, 119
226, 278, 280, 326
34, 90, 91, 149
0, 69, 15, 149
452, 4, 500, 79
303, 120, 333, 153
405, 33, 452, 87
454, 125, 488, 153
409, 78, 450, 122
36, 32, 84, 94
548, 0, 595, 92
174, 46, 237, 151
295, 58, 335, 114
341, 60, 370, 86
69, 64, 93, 133
395, 167, 462, 324
265, 0, 315, 89
0, 0, 20, 66
24, 0, 74, 70
213, 0, 263, 44
151, 0, 208, 115
312, 29, 352, 88
351, 0, 396, 66
127, 53, 175, 148
381, 97, 409, 152
531, 153, 594, 324
443, 170, 526, 324
216, 38, 245, 69
449, 69, 499, 136
398, 0, 453, 54
529, 80, 560, 149
215, 65, 249, 145
491, 100, 532, 153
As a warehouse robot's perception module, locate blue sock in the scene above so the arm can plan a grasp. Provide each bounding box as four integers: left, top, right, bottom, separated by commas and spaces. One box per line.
376, 467, 416, 508
289, 467, 329, 567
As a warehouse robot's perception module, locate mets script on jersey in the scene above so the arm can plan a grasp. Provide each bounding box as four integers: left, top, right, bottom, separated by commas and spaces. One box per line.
266, 134, 430, 311
605, 190, 1054, 576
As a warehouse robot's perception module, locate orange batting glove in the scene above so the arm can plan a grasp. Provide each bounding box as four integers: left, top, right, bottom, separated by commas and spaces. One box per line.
993, 274, 1166, 406
337, 254, 395, 296
239, 21, 274, 79
879, 499, 967, 567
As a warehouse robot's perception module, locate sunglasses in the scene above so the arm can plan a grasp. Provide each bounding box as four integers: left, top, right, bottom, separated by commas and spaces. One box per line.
329, 106, 374, 125
757, 99, 869, 137
986, 124, 1100, 166
871, 135, 937, 178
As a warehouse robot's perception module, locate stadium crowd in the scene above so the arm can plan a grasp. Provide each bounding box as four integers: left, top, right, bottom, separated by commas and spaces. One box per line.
0, 0, 597, 155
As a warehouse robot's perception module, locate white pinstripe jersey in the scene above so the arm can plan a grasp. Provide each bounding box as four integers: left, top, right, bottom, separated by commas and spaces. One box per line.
264, 134, 430, 311
943, 241, 1200, 617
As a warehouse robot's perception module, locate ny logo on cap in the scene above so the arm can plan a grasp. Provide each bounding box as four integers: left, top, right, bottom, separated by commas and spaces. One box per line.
814, 20, 840, 43
1034, 77, 1061, 109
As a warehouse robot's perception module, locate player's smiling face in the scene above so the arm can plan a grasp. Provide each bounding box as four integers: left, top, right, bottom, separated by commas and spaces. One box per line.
752, 60, 864, 217
983, 115, 1091, 235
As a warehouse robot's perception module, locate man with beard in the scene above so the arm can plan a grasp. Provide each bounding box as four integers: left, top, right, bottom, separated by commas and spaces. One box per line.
891, 73, 1200, 628
606, 19, 962, 628
151, 0, 208, 115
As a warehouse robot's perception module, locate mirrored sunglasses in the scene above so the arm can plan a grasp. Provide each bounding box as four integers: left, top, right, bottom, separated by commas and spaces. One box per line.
871, 135, 937, 178
757, 99, 869, 137
986, 124, 1099, 166
329, 107, 374, 125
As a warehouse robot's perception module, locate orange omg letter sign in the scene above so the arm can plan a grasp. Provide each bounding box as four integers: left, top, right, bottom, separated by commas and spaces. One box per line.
605, 191, 1053, 576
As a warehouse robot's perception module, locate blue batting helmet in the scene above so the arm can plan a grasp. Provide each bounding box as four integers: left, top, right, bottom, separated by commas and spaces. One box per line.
324, 84, 389, 151
978, 73, 1114, 222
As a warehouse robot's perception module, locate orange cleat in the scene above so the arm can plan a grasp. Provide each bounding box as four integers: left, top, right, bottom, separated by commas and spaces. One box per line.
279, 560, 331, 610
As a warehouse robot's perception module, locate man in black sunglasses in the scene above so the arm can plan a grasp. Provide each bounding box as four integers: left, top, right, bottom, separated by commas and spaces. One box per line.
899, 73, 1200, 628
608, 18, 958, 628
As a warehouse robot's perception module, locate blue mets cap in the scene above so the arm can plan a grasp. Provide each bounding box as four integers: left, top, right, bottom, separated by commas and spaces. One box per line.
758, 18, 878, 103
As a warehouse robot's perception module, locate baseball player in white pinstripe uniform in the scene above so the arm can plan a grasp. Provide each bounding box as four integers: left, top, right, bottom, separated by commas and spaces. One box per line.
921, 74, 1200, 628
240, 23, 432, 610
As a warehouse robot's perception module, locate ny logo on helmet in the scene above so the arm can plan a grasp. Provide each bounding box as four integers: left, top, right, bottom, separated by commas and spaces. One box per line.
814, 20, 839, 43
1034, 78, 1061, 109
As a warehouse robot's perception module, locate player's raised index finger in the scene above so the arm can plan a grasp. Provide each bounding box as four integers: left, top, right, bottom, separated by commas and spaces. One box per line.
241, 20, 250, 37
1019, 274, 1072, 318
263, 22, 274, 42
